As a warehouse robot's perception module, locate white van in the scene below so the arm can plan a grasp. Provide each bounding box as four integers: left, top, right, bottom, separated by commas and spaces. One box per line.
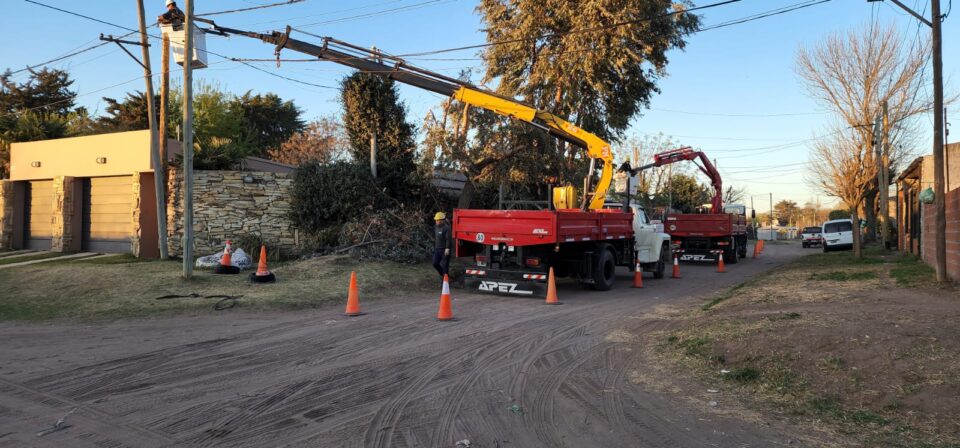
821, 219, 854, 252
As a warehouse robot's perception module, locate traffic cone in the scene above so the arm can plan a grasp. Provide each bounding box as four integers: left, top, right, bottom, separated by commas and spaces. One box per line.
545, 267, 562, 304
344, 271, 364, 317
717, 252, 726, 273
249, 245, 276, 283
632, 259, 644, 288
759, 239, 765, 253
213, 240, 240, 275
752, 241, 759, 259
671, 253, 682, 279
437, 274, 455, 320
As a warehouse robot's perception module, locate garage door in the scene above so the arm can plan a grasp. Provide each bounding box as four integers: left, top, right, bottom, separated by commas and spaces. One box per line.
82, 176, 132, 253
25, 180, 54, 250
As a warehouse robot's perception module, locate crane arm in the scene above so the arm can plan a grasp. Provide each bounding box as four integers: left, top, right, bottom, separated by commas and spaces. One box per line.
632, 146, 723, 213
210, 25, 613, 210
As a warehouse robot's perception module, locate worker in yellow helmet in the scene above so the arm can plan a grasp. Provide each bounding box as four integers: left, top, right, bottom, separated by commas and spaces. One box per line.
432, 211, 452, 280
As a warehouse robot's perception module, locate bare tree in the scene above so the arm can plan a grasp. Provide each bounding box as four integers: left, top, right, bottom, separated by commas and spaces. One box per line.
797, 22, 931, 255
268, 116, 348, 166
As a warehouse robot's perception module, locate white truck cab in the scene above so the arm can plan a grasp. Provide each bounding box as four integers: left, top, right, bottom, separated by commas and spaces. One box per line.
631, 204, 673, 277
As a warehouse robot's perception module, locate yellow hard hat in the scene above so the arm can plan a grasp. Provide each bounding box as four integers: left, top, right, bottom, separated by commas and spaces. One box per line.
434, 212, 446, 221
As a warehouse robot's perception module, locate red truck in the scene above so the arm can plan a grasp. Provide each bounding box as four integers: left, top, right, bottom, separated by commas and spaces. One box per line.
653, 148, 749, 263
455, 204, 672, 296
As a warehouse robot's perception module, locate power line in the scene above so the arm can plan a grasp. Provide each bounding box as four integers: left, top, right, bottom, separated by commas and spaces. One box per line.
395, 0, 742, 58
648, 107, 827, 118
197, 0, 305, 17
22, 0, 336, 90
295, 0, 453, 28
698, 0, 832, 32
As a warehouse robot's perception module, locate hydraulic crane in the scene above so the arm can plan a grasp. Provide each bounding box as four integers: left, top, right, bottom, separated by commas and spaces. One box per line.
622, 146, 724, 212
206, 24, 614, 210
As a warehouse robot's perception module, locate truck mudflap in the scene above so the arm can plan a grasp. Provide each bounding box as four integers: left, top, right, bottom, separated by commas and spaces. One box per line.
464, 269, 549, 297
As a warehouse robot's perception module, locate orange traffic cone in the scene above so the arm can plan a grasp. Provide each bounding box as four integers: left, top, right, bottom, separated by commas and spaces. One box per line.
249, 245, 276, 283
344, 271, 364, 316
545, 267, 562, 304
752, 241, 759, 259
213, 240, 240, 274
759, 239, 765, 253
632, 259, 644, 288
671, 253, 682, 279
437, 274, 455, 320
717, 252, 726, 273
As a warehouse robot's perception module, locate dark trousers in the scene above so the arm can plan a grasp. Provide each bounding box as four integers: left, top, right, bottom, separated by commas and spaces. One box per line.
432, 248, 450, 277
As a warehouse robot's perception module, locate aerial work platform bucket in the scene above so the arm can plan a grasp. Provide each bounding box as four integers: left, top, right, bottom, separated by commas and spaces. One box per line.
160, 23, 208, 69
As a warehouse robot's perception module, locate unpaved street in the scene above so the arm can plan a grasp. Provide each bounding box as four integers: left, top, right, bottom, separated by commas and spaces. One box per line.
0, 244, 810, 447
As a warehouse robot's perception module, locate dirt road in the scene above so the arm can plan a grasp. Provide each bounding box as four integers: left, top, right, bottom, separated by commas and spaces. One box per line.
0, 243, 813, 447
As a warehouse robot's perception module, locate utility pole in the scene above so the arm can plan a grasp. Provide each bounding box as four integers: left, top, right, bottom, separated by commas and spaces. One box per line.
932, 0, 947, 282
182, 0, 195, 278
370, 128, 377, 178
880, 101, 891, 249
868, 0, 946, 281
769, 192, 773, 232
136, 0, 168, 260
751, 196, 756, 239
159, 32, 170, 255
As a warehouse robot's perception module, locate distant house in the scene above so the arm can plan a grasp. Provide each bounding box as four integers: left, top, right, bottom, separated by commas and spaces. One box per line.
896, 142, 960, 281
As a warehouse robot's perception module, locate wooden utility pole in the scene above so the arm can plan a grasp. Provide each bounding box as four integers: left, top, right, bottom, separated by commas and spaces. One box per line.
182, 0, 195, 278
880, 101, 891, 248
159, 34, 170, 257
370, 128, 377, 178
136, 0, 169, 260
931, 0, 946, 282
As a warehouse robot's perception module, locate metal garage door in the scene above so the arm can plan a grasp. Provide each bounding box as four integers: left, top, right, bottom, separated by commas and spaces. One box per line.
25, 180, 54, 250
82, 176, 132, 253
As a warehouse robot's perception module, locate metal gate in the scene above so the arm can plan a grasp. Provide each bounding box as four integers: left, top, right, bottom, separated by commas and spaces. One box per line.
82, 176, 133, 253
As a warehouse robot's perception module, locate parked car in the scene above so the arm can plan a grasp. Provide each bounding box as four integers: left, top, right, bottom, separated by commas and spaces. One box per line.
821, 219, 853, 252
800, 226, 823, 248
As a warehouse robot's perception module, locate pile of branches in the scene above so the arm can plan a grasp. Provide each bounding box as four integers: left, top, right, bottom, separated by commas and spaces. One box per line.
337, 205, 433, 263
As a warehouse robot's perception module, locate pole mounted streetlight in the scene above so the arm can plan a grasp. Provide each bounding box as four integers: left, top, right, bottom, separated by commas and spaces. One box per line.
867, 0, 946, 282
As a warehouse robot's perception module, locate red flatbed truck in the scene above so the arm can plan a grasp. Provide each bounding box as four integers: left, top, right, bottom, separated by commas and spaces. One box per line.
454, 205, 672, 297
648, 148, 749, 263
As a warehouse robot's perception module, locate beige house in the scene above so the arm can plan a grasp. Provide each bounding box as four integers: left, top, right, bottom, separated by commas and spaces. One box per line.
0, 130, 300, 259
1, 131, 176, 257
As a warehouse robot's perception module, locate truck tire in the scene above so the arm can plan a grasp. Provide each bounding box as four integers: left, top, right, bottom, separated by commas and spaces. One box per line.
738, 236, 748, 258
591, 245, 616, 291
725, 244, 739, 264
653, 242, 670, 279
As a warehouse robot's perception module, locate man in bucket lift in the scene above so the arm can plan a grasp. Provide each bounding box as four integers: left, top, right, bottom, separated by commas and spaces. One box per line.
158, 0, 184, 26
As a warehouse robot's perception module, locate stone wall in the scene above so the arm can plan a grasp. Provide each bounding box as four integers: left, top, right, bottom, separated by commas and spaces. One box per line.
50, 176, 79, 252
0, 180, 12, 249
167, 168, 299, 258
132, 172, 143, 257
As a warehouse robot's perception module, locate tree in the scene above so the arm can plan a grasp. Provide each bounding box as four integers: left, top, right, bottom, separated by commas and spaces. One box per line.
98, 91, 156, 132
340, 73, 416, 167
0, 68, 76, 116
340, 72, 417, 201
477, 0, 699, 141
653, 173, 709, 214
829, 209, 851, 220
234, 91, 304, 156
774, 200, 799, 226
268, 116, 347, 166
723, 185, 746, 206
797, 22, 931, 255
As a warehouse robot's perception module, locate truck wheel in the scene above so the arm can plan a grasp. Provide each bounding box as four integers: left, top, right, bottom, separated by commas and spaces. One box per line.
725, 244, 739, 264
653, 242, 670, 279
738, 237, 747, 258
591, 246, 616, 291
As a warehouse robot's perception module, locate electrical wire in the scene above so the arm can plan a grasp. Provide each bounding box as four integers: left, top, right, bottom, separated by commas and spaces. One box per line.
197, 0, 305, 17
21, 0, 336, 90
698, 0, 831, 32
294, 0, 453, 28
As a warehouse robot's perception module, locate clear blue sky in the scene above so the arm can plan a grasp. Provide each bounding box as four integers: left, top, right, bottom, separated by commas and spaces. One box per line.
2, 0, 957, 213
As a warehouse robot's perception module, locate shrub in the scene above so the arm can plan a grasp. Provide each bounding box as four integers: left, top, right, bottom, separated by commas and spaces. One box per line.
289, 161, 384, 234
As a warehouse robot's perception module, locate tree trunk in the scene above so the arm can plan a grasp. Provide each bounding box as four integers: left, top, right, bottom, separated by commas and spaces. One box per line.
457, 177, 476, 209
863, 181, 878, 243
850, 206, 862, 258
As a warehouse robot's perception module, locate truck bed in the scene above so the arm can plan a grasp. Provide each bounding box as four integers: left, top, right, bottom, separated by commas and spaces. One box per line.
666, 213, 747, 237
453, 209, 633, 248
